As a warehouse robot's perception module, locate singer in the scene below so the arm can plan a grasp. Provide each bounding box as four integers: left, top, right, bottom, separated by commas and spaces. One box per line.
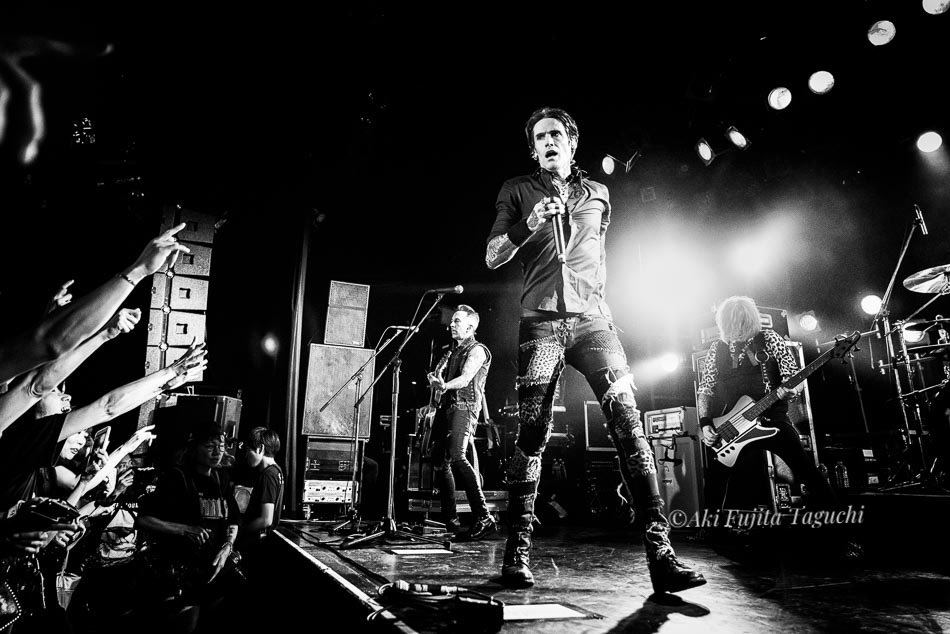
697, 296, 836, 510
485, 107, 705, 593
426, 305, 496, 540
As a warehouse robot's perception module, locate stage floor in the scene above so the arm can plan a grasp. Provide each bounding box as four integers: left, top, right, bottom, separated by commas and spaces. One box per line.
269, 505, 950, 634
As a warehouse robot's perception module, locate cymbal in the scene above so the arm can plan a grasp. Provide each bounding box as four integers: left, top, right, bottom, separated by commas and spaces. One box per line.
903, 318, 950, 331
903, 264, 950, 293
910, 343, 950, 355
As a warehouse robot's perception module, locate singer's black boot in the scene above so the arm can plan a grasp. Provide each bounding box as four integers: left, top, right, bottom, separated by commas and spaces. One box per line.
644, 520, 706, 594
501, 525, 534, 588
501, 479, 536, 587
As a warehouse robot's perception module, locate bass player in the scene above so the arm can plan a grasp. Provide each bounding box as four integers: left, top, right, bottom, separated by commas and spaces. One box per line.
698, 295, 836, 509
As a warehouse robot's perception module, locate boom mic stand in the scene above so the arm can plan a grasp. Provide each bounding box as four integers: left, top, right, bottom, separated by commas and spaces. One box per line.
339, 292, 453, 550
319, 328, 404, 534
872, 215, 934, 492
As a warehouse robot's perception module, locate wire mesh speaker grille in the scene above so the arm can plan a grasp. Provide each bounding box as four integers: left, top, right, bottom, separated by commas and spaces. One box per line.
325, 281, 369, 347
302, 344, 375, 438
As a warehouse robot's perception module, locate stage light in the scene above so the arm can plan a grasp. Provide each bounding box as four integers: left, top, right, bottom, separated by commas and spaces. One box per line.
601, 151, 641, 175
767, 87, 792, 110
808, 71, 835, 95
798, 311, 820, 332
262, 333, 279, 356
917, 131, 943, 153
659, 353, 681, 374
861, 294, 882, 315
725, 126, 750, 149
695, 139, 714, 165
868, 20, 896, 46
923, 0, 950, 14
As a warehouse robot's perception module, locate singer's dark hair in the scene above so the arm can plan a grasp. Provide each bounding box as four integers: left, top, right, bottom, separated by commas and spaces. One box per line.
524, 106, 579, 151
455, 304, 479, 330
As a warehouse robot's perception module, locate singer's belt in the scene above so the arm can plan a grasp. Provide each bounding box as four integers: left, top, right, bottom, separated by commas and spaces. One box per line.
520, 308, 585, 321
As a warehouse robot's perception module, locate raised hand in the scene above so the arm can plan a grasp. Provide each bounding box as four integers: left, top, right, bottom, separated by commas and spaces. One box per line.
83, 425, 155, 492
46, 279, 75, 314
104, 307, 142, 339
165, 341, 208, 391
127, 223, 191, 278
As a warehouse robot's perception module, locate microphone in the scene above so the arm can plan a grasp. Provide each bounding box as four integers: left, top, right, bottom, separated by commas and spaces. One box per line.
390, 325, 416, 331
914, 204, 929, 236
425, 285, 463, 295
389, 580, 468, 595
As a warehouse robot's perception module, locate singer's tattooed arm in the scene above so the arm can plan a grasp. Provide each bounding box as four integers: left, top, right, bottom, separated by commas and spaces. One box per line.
486, 234, 519, 269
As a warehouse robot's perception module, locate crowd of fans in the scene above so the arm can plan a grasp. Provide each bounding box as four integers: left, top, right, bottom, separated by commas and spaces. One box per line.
0, 227, 286, 634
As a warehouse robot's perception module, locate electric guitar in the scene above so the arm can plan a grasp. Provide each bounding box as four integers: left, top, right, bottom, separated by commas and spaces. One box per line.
711, 331, 860, 467
416, 355, 448, 458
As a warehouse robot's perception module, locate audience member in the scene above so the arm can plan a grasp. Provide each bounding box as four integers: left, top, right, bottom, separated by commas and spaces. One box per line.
135, 420, 243, 634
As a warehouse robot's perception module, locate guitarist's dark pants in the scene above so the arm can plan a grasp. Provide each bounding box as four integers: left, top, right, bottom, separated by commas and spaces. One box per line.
709, 415, 836, 511
434, 407, 489, 522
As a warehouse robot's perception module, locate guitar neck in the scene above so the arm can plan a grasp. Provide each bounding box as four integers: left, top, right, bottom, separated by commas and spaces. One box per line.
744, 347, 834, 419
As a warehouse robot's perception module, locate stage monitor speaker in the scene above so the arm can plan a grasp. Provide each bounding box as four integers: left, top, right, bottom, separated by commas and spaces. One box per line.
149, 394, 242, 469
302, 344, 375, 438
651, 435, 705, 520
325, 280, 369, 348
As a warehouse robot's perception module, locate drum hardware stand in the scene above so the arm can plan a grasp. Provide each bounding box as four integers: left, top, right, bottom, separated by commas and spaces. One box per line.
870, 211, 934, 492
339, 291, 453, 550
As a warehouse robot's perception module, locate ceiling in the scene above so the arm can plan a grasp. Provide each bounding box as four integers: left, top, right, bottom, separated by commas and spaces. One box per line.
4, 2, 949, 431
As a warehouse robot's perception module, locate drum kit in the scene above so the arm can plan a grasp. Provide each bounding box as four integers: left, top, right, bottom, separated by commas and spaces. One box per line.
875, 262, 950, 492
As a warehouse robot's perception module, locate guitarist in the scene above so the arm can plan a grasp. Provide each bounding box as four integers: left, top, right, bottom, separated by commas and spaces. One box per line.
697, 296, 835, 509
426, 305, 497, 540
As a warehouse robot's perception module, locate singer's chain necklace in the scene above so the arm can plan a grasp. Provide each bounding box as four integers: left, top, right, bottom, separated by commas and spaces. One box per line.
552, 175, 571, 202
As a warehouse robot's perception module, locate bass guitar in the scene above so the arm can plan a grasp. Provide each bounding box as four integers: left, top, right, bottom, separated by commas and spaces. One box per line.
711, 331, 860, 467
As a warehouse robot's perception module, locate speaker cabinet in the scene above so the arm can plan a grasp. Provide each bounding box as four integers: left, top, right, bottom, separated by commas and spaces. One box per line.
325, 281, 369, 348
301, 344, 375, 438
138, 205, 219, 429
651, 435, 705, 520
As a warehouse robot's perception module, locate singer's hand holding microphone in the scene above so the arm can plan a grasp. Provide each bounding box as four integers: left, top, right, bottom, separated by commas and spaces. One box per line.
528, 196, 563, 231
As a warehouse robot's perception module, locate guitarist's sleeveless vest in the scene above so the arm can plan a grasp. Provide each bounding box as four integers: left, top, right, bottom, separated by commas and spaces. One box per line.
444, 337, 492, 414
714, 330, 788, 420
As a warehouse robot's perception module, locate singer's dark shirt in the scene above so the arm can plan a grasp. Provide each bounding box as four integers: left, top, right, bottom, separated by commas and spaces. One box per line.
488, 167, 611, 317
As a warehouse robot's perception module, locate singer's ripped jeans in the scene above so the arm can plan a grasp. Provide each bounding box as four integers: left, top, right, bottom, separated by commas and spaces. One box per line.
506, 315, 667, 539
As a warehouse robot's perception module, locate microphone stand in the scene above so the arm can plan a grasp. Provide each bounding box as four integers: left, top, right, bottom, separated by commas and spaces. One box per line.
872, 215, 933, 491
319, 328, 403, 534
339, 293, 453, 550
